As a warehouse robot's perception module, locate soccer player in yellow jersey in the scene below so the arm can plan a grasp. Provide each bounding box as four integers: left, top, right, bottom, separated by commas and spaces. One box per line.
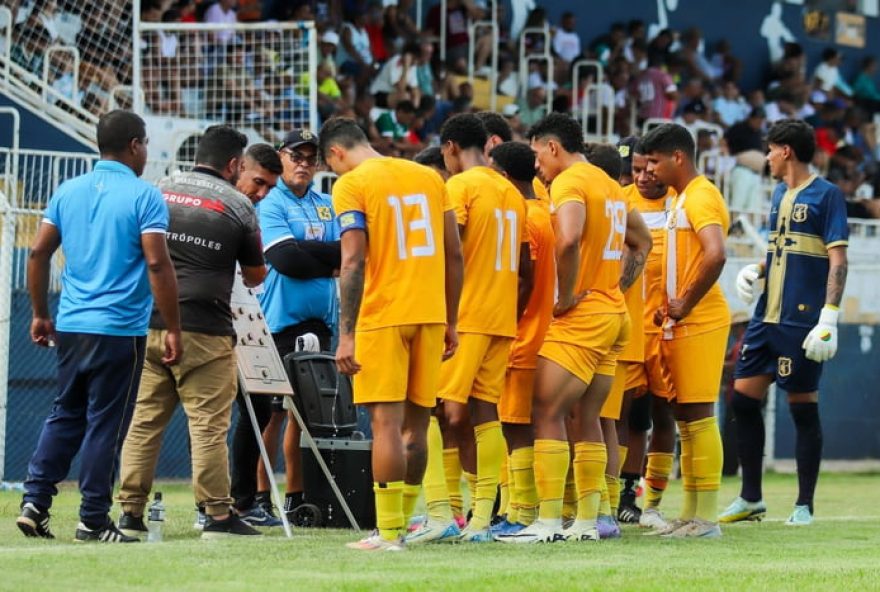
621, 140, 679, 532
414, 114, 529, 543
642, 123, 730, 539
485, 142, 556, 538
507, 114, 651, 544
319, 119, 464, 551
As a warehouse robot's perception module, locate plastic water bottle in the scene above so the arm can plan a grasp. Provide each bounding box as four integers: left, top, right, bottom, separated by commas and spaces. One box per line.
147, 492, 165, 543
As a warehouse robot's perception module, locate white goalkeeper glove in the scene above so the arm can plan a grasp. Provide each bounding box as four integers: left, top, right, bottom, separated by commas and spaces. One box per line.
736, 263, 764, 305
802, 306, 839, 363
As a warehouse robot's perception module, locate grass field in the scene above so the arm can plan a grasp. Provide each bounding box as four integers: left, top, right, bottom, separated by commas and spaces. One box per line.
1, 472, 878, 591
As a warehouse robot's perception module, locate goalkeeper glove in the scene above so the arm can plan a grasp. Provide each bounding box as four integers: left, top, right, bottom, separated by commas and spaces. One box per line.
802, 306, 839, 363
735, 263, 764, 305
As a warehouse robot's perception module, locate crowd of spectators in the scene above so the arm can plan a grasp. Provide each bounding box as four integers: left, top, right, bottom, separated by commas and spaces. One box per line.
5, 0, 880, 215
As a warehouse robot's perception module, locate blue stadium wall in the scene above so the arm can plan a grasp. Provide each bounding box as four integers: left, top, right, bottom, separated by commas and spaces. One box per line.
538, 0, 879, 92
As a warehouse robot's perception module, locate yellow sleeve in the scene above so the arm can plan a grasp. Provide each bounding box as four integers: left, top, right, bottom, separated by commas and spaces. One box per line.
446, 175, 470, 225
687, 187, 726, 233
331, 173, 364, 215
549, 171, 583, 209
526, 210, 539, 261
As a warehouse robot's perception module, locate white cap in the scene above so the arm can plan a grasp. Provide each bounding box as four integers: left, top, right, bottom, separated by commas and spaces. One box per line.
321, 30, 339, 46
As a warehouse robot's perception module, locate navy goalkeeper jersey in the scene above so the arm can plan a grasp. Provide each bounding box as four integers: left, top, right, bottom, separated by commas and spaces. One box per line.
753, 175, 848, 328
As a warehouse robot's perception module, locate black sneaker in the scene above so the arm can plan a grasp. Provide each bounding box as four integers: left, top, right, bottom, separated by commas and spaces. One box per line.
16, 502, 55, 539
118, 512, 148, 538
201, 512, 263, 540
618, 500, 642, 524
75, 520, 139, 543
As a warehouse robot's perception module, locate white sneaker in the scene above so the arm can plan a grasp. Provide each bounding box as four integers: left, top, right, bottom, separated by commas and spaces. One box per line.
495, 519, 565, 544
563, 520, 600, 543
664, 518, 722, 539
648, 518, 689, 537
346, 530, 406, 551
639, 507, 668, 531
405, 519, 460, 545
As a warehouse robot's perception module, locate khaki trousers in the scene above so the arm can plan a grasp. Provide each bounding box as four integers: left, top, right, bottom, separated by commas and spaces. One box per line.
118, 330, 237, 517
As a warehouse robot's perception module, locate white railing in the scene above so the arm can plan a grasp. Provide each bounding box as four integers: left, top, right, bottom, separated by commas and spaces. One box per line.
42, 45, 80, 105
467, 19, 499, 112
571, 59, 603, 122
581, 82, 616, 144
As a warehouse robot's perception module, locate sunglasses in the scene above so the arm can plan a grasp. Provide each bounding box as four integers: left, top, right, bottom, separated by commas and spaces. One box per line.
281, 150, 318, 166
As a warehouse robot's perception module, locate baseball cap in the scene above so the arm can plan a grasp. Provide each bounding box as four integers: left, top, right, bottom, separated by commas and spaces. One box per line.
502, 103, 520, 118
321, 30, 339, 46
278, 129, 318, 151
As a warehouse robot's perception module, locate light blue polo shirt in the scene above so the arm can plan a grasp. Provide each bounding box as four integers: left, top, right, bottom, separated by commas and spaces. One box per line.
257, 177, 338, 334
43, 160, 169, 336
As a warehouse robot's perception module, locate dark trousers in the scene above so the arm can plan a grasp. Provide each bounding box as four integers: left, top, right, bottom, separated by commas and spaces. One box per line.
23, 332, 146, 527
230, 320, 331, 510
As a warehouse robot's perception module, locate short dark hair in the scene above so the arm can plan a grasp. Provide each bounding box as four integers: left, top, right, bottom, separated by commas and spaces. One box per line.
489, 142, 535, 182
195, 125, 247, 170
476, 111, 513, 142
640, 123, 695, 161
396, 100, 416, 114
527, 113, 584, 154
583, 142, 622, 180
766, 119, 816, 163
317, 117, 369, 161
245, 143, 283, 175
413, 146, 446, 170
96, 110, 146, 155
440, 113, 488, 151
821, 47, 839, 62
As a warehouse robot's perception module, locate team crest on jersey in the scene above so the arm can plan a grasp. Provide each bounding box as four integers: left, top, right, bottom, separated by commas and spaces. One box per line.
778, 357, 793, 377
316, 206, 333, 221
792, 204, 809, 223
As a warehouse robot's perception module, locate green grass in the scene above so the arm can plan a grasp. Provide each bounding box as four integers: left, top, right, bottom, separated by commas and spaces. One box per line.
1, 472, 879, 591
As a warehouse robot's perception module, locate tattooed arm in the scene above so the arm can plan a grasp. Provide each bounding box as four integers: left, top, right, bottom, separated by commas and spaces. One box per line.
620, 209, 651, 292
825, 245, 848, 307
335, 229, 366, 375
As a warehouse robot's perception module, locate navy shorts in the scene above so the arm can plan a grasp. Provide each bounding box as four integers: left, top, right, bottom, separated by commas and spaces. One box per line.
734, 320, 823, 393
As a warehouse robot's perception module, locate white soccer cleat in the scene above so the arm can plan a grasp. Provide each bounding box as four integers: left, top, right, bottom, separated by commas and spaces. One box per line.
648, 518, 690, 537
405, 519, 461, 545
664, 518, 722, 539
495, 519, 565, 544
562, 520, 600, 543
639, 507, 669, 531
346, 531, 406, 551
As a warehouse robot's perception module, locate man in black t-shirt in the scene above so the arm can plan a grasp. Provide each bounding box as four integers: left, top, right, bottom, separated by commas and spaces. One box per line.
117, 125, 268, 540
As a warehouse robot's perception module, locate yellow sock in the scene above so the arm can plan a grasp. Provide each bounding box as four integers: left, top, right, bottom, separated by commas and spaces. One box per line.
505, 458, 520, 524
534, 439, 570, 521
606, 474, 621, 516
374, 480, 404, 541
562, 466, 577, 521
424, 417, 453, 522
510, 446, 537, 525
599, 475, 612, 516
470, 421, 505, 530
464, 471, 477, 516
689, 416, 723, 522
678, 421, 696, 521
618, 445, 629, 476
498, 453, 510, 518
402, 484, 420, 525
644, 452, 674, 509
443, 447, 464, 518
573, 441, 607, 522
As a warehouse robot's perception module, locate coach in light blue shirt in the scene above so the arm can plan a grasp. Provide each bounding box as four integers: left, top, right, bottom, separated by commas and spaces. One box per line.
18, 111, 181, 543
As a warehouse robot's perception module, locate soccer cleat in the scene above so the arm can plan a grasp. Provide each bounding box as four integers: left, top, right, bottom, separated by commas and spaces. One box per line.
201, 513, 262, 539
651, 518, 689, 537
639, 507, 669, 531
193, 507, 207, 531
16, 503, 55, 539
454, 514, 468, 530
563, 520, 600, 543
458, 525, 493, 543
785, 505, 813, 526
719, 497, 767, 523
405, 519, 461, 544
596, 515, 621, 539
75, 521, 139, 543
346, 530, 405, 552
496, 519, 565, 544
118, 512, 148, 539
490, 519, 526, 538
617, 501, 642, 524
407, 514, 426, 533
666, 518, 722, 539
238, 505, 283, 528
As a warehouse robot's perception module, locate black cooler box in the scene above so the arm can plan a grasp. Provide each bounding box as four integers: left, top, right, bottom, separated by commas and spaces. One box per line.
301, 437, 375, 529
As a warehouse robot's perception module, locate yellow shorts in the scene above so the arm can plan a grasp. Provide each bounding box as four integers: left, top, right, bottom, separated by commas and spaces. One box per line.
539, 312, 628, 386
625, 362, 648, 393
661, 325, 730, 404
600, 361, 648, 420
498, 367, 536, 424
438, 333, 512, 405
643, 333, 675, 400
353, 324, 445, 408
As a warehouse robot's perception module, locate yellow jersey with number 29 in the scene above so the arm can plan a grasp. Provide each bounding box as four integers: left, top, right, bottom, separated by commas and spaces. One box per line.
332, 157, 451, 332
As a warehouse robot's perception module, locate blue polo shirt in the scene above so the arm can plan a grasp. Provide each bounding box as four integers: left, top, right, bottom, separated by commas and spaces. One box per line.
43, 160, 169, 336
257, 178, 338, 333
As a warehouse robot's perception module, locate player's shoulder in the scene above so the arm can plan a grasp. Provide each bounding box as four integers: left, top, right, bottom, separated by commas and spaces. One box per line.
685, 175, 724, 205
808, 175, 845, 201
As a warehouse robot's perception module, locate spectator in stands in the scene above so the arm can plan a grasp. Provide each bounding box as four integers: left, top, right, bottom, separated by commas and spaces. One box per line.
337, 9, 375, 90
647, 27, 674, 65
416, 41, 436, 98
204, 0, 238, 46
633, 52, 678, 123
10, 23, 49, 77
517, 81, 548, 129
521, 7, 549, 56
813, 47, 853, 97
713, 80, 750, 128
383, 0, 418, 55
675, 100, 707, 133
376, 99, 419, 155
678, 27, 719, 82
353, 92, 384, 145
369, 41, 421, 108
552, 12, 582, 74
764, 90, 798, 123
364, 1, 388, 63
853, 56, 880, 113
502, 103, 524, 137
178, 0, 198, 23
710, 39, 741, 83
623, 19, 646, 64
725, 106, 766, 212
497, 57, 519, 98
427, 0, 480, 72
